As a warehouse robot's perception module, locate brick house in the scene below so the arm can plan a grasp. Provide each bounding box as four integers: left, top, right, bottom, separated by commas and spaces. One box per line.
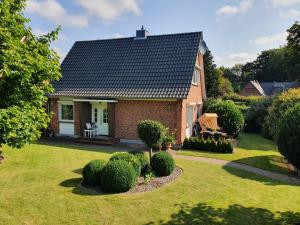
48, 28, 207, 145
240, 80, 300, 96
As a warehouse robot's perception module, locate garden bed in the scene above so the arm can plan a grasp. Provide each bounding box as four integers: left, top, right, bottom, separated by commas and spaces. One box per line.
78, 166, 183, 194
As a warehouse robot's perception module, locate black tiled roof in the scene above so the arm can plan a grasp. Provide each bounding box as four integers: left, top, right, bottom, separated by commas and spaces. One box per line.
51, 31, 204, 99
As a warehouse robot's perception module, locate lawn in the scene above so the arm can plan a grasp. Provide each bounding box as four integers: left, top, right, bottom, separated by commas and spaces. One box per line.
178, 133, 293, 175
0, 141, 300, 225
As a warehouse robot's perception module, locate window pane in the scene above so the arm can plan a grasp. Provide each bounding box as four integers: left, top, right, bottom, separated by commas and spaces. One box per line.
103, 108, 108, 123
94, 108, 98, 123
61, 105, 73, 120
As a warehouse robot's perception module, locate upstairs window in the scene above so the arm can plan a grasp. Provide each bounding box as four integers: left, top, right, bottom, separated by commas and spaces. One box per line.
192, 68, 200, 85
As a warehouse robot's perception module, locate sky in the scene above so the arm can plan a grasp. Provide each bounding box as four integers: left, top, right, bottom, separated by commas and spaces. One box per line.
24, 0, 300, 67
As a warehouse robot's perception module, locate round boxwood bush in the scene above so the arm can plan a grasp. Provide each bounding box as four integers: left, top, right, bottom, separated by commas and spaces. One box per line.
151, 152, 175, 176
206, 100, 244, 137
110, 153, 141, 177
101, 160, 137, 193
277, 104, 300, 170
82, 159, 106, 186
129, 151, 149, 172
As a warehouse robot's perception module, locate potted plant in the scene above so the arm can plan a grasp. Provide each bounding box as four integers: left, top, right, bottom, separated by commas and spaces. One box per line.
162, 134, 176, 151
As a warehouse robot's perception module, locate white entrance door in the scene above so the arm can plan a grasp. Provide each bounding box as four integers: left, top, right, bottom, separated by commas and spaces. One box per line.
186, 106, 194, 138
91, 102, 109, 135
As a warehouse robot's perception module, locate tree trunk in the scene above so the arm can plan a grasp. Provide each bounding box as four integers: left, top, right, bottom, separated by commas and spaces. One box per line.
149, 148, 152, 164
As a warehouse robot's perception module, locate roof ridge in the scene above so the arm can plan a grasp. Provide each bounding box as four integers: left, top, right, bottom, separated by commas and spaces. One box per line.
75, 31, 203, 43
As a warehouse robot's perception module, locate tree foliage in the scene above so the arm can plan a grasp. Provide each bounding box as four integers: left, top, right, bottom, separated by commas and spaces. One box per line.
0, 0, 61, 148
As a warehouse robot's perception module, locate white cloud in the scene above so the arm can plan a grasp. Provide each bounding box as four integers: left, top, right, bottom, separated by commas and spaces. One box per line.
270, 0, 300, 7
113, 33, 125, 38
215, 0, 252, 16
26, 0, 88, 28
215, 53, 257, 67
253, 31, 287, 45
280, 9, 300, 18
76, 0, 141, 22
53, 46, 66, 61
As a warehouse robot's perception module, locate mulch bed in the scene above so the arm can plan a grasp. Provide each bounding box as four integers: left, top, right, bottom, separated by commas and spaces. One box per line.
78, 166, 183, 195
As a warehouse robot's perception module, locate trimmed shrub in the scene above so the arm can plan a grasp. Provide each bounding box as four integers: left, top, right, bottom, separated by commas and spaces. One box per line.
203, 98, 222, 113
182, 138, 190, 149
82, 159, 106, 186
263, 88, 300, 141
101, 160, 137, 193
151, 152, 175, 176
181, 137, 234, 154
206, 100, 244, 137
137, 120, 167, 148
129, 151, 150, 173
189, 137, 198, 149
244, 97, 273, 133
277, 104, 300, 170
110, 153, 141, 177
222, 94, 264, 106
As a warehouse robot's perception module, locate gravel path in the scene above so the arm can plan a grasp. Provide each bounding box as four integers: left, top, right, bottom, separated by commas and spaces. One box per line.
172, 152, 300, 185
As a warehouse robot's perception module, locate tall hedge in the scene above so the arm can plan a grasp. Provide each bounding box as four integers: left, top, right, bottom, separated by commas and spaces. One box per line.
277, 104, 300, 170
263, 88, 300, 141
206, 100, 244, 137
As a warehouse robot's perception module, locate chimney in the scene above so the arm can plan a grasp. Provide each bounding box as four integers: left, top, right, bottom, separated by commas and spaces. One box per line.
135, 25, 149, 40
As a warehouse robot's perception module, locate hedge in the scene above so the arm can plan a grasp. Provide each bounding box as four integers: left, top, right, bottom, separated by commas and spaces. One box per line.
182, 137, 233, 153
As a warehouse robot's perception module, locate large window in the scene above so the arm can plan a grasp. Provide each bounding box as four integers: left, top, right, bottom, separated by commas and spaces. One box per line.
60, 104, 74, 121
192, 68, 200, 85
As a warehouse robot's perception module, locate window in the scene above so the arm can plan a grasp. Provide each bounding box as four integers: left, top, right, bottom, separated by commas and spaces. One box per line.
94, 108, 98, 123
192, 68, 200, 85
103, 108, 108, 123
60, 104, 73, 121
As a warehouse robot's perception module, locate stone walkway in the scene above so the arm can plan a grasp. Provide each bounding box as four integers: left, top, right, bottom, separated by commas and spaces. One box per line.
172, 152, 300, 185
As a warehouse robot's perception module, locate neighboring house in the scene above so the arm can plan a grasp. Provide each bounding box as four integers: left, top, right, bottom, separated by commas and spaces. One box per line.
240, 80, 300, 96
48, 28, 207, 145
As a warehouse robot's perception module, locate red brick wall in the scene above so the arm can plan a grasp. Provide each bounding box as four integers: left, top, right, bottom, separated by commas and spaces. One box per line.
240, 82, 262, 96
74, 102, 91, 136
115, 100, 182, 142
49, 98, 59, 134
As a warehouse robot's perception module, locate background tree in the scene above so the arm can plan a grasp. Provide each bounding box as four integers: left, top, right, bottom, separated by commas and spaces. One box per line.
286, 21, 300, 81
0, 0, 61, 148
203, 49, 219, 98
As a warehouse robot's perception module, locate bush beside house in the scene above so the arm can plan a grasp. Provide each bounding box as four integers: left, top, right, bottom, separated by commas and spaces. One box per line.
183, 137, 233, 153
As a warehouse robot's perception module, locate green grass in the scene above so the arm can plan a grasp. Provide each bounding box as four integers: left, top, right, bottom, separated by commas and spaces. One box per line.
0, 141, 300, 225
178, 133, 293, 175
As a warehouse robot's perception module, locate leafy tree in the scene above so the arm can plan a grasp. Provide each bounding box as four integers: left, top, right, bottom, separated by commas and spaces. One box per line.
286, 21, 300, 81
0, 0, 61, 148
203, 49, 218, 98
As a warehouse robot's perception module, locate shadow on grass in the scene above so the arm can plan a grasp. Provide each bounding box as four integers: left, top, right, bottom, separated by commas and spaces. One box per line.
145, 203, 300, 225
59, 177, 109, 196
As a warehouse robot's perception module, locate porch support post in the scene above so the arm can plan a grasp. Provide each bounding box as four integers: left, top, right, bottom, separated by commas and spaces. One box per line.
108, 102, 116, 138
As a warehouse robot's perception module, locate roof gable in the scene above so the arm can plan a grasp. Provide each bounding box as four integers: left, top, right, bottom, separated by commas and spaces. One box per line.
51, 32, 203, 99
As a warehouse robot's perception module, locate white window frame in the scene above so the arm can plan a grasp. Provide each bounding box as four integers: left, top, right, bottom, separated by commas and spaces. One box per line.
58, 101, 74, 122
192, 67, 200, 86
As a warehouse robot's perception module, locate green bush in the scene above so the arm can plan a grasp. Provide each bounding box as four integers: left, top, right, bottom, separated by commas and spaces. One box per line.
137, 120, 167, 148
277, 104, 300, 170
244, 97, 273, 133
182, 137, 233, 154
101, 160, 137, 193
189, 137, 198, 149
203, 98, 222, 113
207, 100, 244, 137
151, 152, 175, 176
222, 94, 265, 106
182, 138, 190, 149
110, 153, 141, 177
263, 88, 300, 141
129, 151, 149, 173
82, 159, 106, 186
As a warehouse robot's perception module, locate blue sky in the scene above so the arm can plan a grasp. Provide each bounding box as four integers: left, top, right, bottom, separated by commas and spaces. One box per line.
25, 0, 300, 67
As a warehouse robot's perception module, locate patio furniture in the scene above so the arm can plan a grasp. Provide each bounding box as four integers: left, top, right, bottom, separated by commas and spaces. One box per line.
84, 123, 97, 138
199, 113, 227, 139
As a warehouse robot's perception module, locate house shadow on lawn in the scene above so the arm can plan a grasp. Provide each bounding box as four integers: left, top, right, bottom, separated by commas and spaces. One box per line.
145, 203, 300, 225
222, 156, 300, 186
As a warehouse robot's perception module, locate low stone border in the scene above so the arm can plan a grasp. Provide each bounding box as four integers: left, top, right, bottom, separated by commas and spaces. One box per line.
77, 166, 183, 194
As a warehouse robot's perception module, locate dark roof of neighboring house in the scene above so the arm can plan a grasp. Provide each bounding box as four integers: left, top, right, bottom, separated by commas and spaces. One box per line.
50, 31, 205, 99
250, 80, 300, 96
